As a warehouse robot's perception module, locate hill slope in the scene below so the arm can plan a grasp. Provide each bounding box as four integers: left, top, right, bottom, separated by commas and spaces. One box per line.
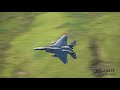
0, 12, 120, 78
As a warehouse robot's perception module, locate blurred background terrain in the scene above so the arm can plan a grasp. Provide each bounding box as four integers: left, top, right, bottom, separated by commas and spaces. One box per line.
0, 12, 120, 78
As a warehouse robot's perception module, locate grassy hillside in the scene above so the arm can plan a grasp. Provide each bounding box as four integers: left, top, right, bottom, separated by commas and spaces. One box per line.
0, 12, 120, 78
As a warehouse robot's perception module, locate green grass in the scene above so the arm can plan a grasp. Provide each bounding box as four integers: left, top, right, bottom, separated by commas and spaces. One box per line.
0, 12, 120, 78
0, 12, 40, 76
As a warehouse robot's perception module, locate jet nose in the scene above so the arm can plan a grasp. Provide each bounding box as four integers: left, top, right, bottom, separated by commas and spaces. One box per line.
33, 47, 46, 50
33, 48, 38, 50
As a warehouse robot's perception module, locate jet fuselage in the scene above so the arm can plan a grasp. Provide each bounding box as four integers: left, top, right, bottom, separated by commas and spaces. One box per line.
34, 45, 73, 54
34, 35, 77, 64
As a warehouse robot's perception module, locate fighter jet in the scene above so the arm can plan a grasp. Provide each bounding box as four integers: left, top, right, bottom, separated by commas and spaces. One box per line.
34, 35, 77, 64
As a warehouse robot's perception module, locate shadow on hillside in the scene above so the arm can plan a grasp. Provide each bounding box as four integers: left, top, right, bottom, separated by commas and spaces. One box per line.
89, 38, 105, 78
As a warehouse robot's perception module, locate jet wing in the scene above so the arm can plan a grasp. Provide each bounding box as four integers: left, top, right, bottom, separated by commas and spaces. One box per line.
52, 49, 68, 64
54, 35, 67, 47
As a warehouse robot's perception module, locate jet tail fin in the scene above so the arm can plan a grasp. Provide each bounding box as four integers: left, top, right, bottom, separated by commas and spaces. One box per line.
70, 52, 77, 59
69, 40, 76, 49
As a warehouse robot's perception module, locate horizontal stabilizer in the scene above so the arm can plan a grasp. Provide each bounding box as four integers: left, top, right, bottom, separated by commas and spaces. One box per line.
70, 52, 77, 59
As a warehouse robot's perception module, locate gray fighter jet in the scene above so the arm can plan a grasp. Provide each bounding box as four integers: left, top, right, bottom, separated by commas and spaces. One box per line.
34, 35, 77, 64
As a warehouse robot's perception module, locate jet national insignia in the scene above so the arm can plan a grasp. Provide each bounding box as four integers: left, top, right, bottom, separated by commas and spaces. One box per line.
34, 35, 77, 64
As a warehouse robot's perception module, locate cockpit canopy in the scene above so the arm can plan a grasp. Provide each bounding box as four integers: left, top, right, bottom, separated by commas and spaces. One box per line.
50, 41, 56, 44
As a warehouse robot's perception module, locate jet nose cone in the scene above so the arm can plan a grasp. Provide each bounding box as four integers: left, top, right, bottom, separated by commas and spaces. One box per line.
33, 47, 46, 50
33, 48, 37, 50
33, 48, 39, 50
